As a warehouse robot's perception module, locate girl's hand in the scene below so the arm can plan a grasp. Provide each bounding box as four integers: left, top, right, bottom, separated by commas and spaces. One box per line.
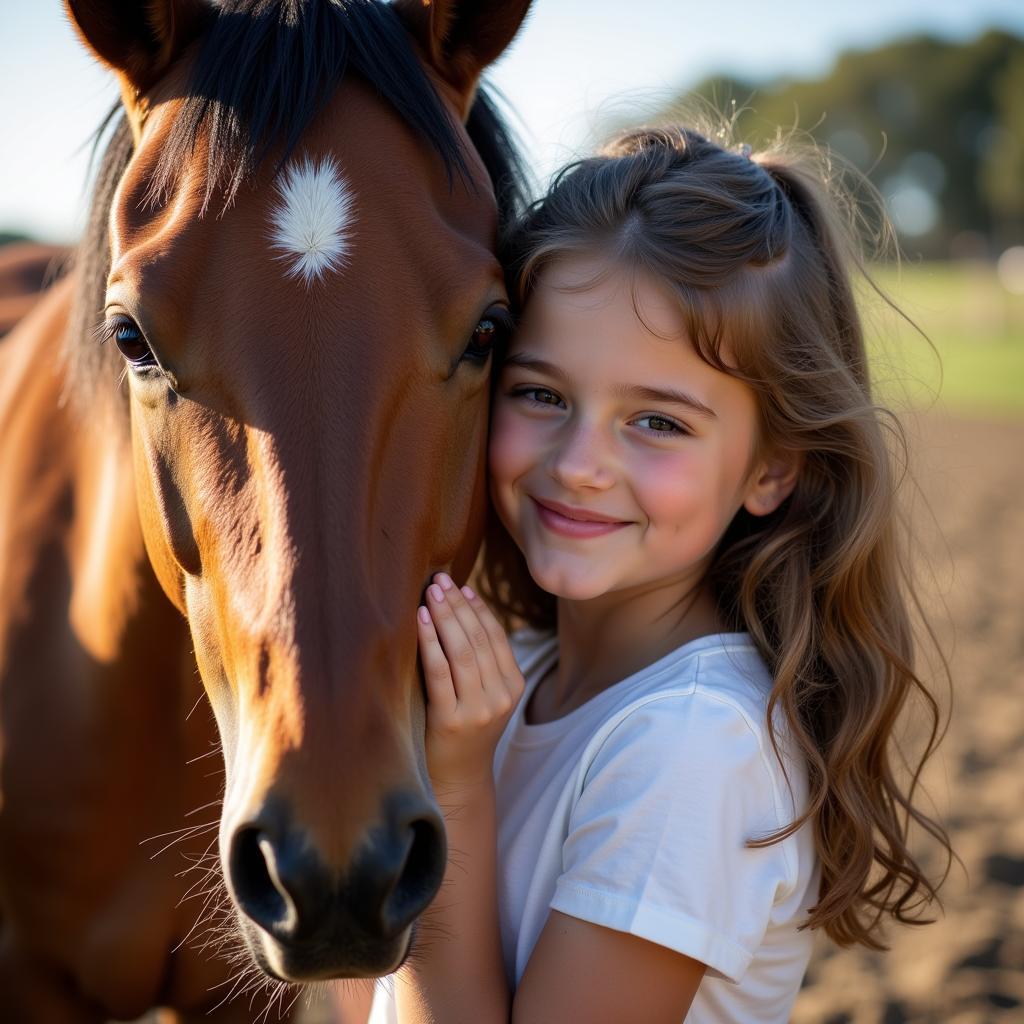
417, 573, 525, 793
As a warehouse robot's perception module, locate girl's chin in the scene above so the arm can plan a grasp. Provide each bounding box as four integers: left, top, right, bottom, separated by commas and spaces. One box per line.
526, 564, 614, 603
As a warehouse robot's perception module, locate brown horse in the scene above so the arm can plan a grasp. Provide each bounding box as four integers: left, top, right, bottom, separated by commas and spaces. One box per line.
0, 0, 531, 1019
0, 242, 71, 336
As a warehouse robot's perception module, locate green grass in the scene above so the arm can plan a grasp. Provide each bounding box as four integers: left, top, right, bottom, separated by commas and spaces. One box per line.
862, 262, 1024, 416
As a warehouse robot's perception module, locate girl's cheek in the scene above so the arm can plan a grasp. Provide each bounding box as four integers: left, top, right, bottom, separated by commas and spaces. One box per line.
488, 406, 535, 481
488, 410, 536, 538
631, 453, 704, 523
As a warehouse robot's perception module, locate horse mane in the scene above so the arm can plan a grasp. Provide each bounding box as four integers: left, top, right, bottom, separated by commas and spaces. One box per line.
65, 0, 528, 421
66, 113, 135, 424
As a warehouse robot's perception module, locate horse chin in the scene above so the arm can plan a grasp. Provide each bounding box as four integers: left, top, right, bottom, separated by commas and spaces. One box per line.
237, 913, 413, 983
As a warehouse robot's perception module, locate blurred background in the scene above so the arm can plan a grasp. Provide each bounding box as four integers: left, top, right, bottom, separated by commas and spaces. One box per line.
2, 2, 1022, 1022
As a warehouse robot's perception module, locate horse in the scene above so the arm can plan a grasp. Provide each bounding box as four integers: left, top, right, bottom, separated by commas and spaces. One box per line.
0, 241, 71, 336
0, 0, 532, 1018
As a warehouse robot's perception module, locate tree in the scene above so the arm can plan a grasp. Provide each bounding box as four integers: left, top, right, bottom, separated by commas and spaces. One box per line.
623, 31, 1023, 259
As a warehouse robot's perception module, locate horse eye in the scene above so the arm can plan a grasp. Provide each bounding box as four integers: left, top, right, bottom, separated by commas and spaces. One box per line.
109, 318, 155, 366
462, 308, 513, 365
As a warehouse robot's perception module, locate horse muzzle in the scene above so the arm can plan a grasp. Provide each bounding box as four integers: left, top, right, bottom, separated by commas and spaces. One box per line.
225, 789, 446, 979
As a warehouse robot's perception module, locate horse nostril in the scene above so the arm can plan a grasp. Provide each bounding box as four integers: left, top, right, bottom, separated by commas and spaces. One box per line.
381, 815, 446, 937
229, 825, 298, 938
228, 797, 445, 954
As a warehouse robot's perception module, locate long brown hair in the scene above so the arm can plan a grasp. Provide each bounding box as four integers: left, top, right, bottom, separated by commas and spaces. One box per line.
480, 124, 951, 949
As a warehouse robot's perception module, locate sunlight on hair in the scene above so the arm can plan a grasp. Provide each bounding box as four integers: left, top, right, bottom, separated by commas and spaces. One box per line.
269, 155, 355, 286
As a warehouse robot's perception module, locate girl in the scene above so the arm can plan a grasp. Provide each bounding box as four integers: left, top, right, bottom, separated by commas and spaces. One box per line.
371, 125, 948, 1023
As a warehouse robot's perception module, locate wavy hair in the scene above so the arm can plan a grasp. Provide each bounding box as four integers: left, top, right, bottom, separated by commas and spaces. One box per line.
480, 123, 951, 948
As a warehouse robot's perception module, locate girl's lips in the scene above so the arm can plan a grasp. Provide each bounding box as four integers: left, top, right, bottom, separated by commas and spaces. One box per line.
531, 498, 629, 538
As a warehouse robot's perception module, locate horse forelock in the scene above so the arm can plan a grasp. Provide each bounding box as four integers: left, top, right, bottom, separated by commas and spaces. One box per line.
149, 0, 471, 215
65, 0, 526, 420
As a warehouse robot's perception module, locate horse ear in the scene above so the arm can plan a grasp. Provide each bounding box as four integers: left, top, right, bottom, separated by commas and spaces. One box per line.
64, 0, 210, 117
393, 0, 533, 120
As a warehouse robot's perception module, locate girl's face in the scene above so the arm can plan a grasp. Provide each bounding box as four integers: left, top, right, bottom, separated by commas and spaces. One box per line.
489, 257, 788, 605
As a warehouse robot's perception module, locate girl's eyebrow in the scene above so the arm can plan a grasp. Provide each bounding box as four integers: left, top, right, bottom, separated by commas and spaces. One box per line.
503, 352, 718, 420
502, 353, 560, 376
620, 383, 718, 420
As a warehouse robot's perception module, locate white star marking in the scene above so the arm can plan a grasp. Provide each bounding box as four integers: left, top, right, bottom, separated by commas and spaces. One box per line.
269, 155, 355, 286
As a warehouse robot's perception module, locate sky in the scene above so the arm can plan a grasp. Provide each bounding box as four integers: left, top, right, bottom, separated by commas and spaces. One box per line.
2, 0, 1023, 242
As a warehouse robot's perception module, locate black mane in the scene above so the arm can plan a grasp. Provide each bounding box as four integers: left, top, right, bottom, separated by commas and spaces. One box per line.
66, 0, 528, 414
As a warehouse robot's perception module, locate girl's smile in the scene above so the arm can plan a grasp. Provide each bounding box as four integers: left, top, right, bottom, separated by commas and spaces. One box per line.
530, 496, 632, 537
489, 256, 789, 607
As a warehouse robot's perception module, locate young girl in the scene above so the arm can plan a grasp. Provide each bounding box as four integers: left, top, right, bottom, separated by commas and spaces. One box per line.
369, 124, 947, 1023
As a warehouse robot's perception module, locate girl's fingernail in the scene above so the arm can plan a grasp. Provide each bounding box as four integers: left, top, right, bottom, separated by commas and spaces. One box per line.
429, 584, 444, 602
437, 573, 454, 591
417, 606, 430, 624
461, 585, 476, 600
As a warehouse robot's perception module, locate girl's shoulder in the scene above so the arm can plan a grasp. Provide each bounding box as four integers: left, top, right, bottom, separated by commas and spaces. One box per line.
506, 630, 776, 739
577, 636, 802, 806
598, 632, 774, 729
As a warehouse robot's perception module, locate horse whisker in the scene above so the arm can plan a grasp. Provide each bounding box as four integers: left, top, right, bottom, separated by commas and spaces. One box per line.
280, 984, 303, 1022
140, 819, 218, 844
185, 747, 221, 764
185, 798, 221, 818
176, 883, 223, 907
184, 691, 208, 721
177, 862, 220, 891
148, 821, 219, 860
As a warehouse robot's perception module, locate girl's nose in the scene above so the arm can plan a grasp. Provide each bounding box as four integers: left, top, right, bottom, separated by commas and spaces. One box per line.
547, 419, 615, 490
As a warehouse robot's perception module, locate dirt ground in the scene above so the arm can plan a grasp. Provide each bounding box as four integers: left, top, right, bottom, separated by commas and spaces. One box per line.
790, 413, 1024, 1023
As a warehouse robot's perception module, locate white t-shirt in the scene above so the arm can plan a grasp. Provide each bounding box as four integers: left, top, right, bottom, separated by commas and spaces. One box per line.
370, 629, 818, 1023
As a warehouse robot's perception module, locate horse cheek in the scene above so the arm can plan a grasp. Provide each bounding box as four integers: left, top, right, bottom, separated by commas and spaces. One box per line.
449, 415, 488, 583
130, 416, 187, 615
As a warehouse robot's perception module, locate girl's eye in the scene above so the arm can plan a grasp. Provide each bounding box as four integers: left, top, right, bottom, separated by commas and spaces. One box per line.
105, 317, 156, 367
634, 414, 687, 435
462, 307, 513, 365
511, 386, 563, 407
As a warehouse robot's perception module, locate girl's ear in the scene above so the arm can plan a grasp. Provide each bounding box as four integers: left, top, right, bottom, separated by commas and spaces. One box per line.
742, 451, 803, 518
393, 0, 533, 120
65, 0, 211, 132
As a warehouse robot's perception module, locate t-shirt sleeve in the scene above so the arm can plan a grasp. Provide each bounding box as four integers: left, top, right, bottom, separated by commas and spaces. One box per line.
550, 692, 796, 983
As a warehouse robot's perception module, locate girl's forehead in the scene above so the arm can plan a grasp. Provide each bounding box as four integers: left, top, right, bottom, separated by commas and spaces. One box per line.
520, 257, 690, 354
519, 255, 747, 376
511, 256, 753, 415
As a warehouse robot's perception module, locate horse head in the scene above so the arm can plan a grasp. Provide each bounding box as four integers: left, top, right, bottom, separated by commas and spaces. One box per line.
65, 0, 530, 982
